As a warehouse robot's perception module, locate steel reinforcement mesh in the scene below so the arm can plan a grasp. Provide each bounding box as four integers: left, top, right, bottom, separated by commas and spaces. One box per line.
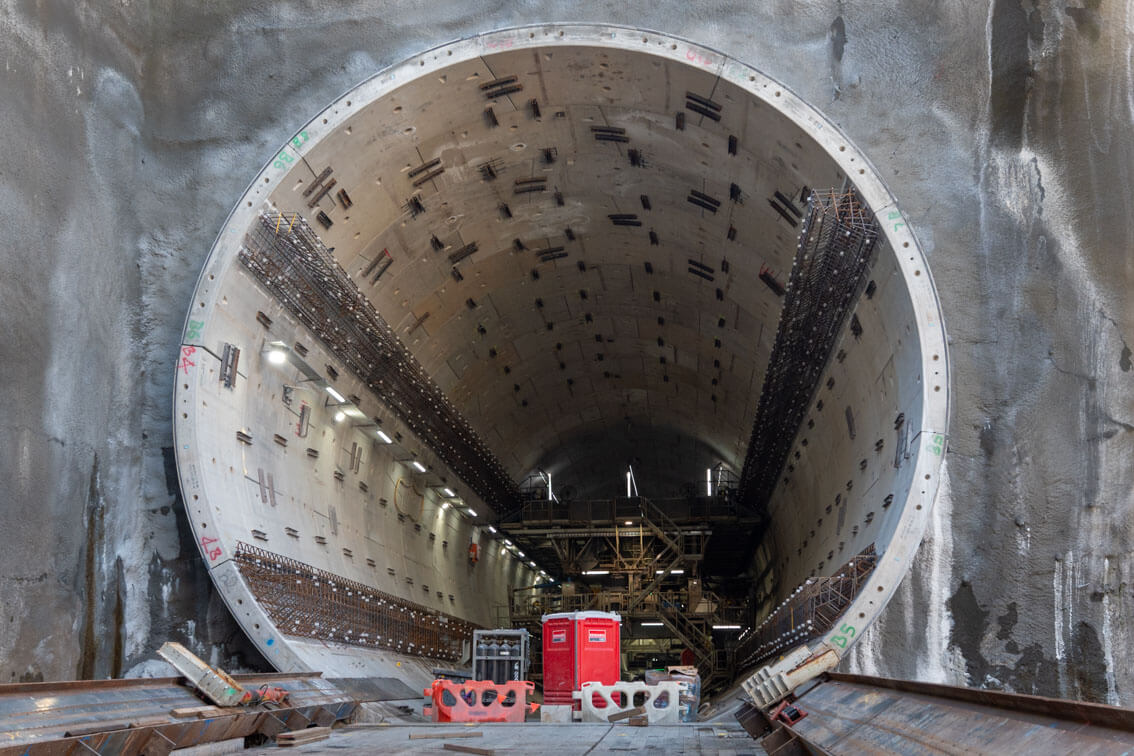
738, 188, 881, 510
735, 545, 877, 669
239, 212, 520, 513
234, 542, 477, 661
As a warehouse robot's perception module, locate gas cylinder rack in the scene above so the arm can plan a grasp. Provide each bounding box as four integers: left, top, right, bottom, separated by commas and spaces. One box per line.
473, 628, 531, 684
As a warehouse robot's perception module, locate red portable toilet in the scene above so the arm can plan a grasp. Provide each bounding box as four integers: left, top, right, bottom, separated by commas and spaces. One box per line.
541, 611, 621, 707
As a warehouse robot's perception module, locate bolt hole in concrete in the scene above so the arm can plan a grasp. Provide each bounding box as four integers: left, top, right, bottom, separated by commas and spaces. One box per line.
173, 24, 948, 687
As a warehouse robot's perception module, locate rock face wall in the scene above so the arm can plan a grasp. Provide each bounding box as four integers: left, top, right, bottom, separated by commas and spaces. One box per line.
1, 1, 1130, 703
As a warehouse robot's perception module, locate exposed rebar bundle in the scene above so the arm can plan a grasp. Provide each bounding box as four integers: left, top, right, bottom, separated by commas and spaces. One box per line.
240, 212, 520, 513
234, 542, 476, 661
737, 188, 880, 510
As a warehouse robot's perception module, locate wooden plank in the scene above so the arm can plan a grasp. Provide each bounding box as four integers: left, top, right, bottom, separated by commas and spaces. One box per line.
628, 715, 649, 727
64, 721, 133, 737
608, 705, 646, 723
128, 715, 172, 728
277, 726, 333, 746
408, 731, 484, 740
277, 726, 333, 739
442, 744, 495, 756
170, 705, 224, 718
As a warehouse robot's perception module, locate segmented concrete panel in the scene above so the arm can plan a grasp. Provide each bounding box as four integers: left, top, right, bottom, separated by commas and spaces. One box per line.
174, 26, 947, 676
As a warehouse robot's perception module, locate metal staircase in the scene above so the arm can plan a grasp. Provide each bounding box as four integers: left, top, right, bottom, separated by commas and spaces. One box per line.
504, 497, 742, 692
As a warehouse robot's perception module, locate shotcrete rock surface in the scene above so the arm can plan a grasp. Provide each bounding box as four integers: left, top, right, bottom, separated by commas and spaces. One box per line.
1, 1, 1130, 704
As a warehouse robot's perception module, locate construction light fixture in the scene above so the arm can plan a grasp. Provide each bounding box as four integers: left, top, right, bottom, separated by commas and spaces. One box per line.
516, 550, 526, 557
441, 501, 450, 510
267, 349, 287, 365
333, 411, 346, 423
411, 460, 426, 473
706, 467, 713, 496
529, 561, 538, 568
641, 621, 664, 627
375, 429, 392, 443
466, 508, 478, 517
712, 624, 742, 630
582, 570, 610, 576
325, 386, 346, 403
488, 526, 497, 533
442, 487, 456, 498
656, 569, 685, 575
504, 540, 513, 546
624, 520, 633, 526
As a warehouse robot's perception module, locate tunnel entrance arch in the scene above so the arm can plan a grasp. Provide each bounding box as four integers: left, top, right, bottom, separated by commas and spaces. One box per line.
174, 24, 949, 688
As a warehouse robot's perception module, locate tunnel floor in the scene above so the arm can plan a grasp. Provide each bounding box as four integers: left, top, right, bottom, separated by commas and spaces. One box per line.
254, 722, 759, 755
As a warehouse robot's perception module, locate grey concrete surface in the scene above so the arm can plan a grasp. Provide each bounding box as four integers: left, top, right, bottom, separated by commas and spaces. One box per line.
254, 722, 760, 755
0, 0, 1131, 707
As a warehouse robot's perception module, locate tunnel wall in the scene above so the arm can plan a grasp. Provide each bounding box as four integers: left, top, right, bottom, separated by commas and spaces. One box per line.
174, 254, 537, 674
176, 27, 947, 675
2, 0, 1132, 706
766, 245, 936, 594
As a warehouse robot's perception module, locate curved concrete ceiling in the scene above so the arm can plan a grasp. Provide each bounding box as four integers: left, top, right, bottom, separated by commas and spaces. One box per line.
174, 25, 949, 685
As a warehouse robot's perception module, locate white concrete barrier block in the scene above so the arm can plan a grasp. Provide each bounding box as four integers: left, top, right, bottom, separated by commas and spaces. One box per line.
574, 681, 684, 725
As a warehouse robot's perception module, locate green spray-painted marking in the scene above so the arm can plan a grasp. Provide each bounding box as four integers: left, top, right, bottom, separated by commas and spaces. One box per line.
273, 131, 309, 171
927, 433, 944, 455
831, 622, 857, 648
186, 319, 204, 340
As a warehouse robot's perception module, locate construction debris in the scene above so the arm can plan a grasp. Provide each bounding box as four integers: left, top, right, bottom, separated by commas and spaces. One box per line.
277, 726, 333, 747
170, 705, 226, 718
607, 705, 646, 723
408, 731, 485, 740
157, 641, 247, 706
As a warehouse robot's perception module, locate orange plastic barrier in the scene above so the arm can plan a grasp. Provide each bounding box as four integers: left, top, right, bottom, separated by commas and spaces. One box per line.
422, 679, 538, 723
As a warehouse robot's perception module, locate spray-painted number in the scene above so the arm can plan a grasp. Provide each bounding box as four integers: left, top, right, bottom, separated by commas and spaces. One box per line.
888, 210, 905, 232
685, 49, 715, 66
177, 346, 197, 375
830, 622, 856, 648
186, 319, 204, 340
272, 131, 309, 170
927, 433, 944, 455
200, 535, 222, 561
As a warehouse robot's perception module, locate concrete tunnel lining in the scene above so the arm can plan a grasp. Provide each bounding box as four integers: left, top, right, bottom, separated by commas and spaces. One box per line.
173, 24, 949, 690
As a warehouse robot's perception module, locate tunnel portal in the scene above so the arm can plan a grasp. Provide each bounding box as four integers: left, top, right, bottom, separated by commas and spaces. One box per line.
173, 25, 949, 692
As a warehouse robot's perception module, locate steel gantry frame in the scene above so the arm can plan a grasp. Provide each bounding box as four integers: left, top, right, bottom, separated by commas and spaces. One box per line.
503, 498, 747, 688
